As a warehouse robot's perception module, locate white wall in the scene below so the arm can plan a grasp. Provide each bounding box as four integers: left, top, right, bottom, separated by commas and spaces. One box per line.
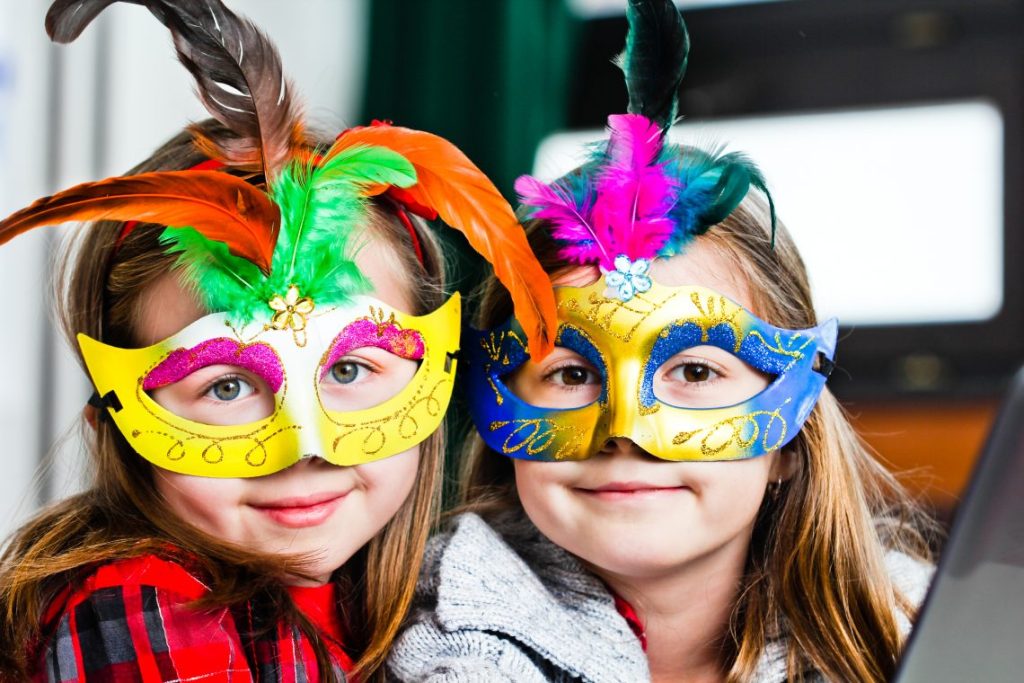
0, 0, 368, 541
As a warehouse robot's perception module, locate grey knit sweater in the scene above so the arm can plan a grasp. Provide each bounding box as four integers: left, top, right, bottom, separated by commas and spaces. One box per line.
388, 511, 933, 682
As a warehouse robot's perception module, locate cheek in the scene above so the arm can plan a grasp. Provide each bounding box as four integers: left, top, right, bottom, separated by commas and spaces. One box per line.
352, 446, 421, 515
513, 461, 580, 538
154, 471, 245, 535
692, 457, 774, 528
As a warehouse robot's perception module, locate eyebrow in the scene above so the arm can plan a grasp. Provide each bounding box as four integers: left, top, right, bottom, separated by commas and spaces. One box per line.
142, 338, 284, 392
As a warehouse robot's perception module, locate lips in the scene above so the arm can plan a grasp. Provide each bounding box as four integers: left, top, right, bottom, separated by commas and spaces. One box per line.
250, 491, 348, 528
576, 481, 689, 500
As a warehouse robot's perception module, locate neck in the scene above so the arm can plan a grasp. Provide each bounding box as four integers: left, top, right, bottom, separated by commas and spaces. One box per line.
595, 536, 750, 683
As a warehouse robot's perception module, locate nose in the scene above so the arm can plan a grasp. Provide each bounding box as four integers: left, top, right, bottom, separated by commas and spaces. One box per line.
295, 420, 327, 462
596, 436, 656, 460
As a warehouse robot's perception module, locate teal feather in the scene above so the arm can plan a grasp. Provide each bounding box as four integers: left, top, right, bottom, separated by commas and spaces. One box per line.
617, 0, 688, 131
659, 144, 776, 255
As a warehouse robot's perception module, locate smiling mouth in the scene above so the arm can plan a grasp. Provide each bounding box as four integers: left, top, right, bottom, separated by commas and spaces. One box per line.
250, 492, 348, 528
576, 482, 690, 499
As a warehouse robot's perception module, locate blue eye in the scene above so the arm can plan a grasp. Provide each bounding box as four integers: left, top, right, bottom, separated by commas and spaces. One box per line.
329, 360, 374, 385
206, 376, 254, 401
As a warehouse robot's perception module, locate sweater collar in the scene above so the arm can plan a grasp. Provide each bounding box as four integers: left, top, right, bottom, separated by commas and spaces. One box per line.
433, 511, 650, 683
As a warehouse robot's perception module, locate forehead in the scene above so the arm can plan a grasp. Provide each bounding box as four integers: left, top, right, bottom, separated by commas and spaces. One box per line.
134, 235, 415, 348
552, 240, 757, 314
647, 241, 756, 313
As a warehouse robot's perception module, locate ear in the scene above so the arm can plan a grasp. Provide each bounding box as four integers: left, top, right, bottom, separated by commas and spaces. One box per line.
769, 448, 799, 483
83, 404, 98, 430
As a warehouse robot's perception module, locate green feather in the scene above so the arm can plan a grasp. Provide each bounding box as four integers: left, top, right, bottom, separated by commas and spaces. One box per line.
160, 143, 418, 322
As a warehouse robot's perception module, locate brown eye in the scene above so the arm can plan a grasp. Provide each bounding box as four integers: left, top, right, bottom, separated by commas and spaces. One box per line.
560, 366, 591, 386
681, 364, 712, 383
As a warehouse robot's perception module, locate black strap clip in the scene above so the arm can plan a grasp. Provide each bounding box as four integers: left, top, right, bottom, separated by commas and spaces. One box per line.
88, 390, 123, 413
444, 350, 460, 374
814, 352, 836, 379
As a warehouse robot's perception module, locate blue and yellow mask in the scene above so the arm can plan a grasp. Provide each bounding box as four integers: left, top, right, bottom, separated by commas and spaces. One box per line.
466, 279, 836, 462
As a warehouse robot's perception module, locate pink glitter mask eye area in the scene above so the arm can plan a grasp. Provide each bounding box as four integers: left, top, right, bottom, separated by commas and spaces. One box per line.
321, 318, 426, 378
142, 339, 284, 393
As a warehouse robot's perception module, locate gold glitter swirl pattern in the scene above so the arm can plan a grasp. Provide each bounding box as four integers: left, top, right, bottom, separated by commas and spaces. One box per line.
329, 375, 451, 456
132, 350, 289, 469
671, 402, 790, 457
559, 287, 685, 343
489, 418, 586, 461
672, 292, 744, 352
130, 424, 298, 468
479, 330, 526, 405
746, 330, 813, 372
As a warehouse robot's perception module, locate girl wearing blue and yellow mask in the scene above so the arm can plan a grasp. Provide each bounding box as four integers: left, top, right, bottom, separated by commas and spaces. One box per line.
0, 1, 554, 680
390, 2, 934, 682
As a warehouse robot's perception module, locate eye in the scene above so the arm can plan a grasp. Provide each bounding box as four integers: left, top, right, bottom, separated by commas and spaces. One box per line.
205, 376, 255, 402
550, 365, 599, 387
675, 362, 718, 383
330, 361, 363, 385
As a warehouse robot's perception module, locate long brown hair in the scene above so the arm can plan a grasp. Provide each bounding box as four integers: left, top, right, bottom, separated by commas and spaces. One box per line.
460, 192, 936, 682
0, 120, 446, 681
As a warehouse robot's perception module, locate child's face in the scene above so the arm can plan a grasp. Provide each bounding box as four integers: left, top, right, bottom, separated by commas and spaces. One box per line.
140, 241, 421, 585
511, 242, 788, 581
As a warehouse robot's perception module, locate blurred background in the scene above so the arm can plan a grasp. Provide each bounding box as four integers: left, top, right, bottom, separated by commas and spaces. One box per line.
0, 0, 1020, 540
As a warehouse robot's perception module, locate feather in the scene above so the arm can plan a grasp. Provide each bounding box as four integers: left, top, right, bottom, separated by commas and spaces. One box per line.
0, 171, 279, 272
615, 0, 688, 131
159, 146, 418, 321
331, 124, 557, 359
273, 145, 417, 304
45, 0, 124, 40
514, 174, 608, 266
46, 0, 305, 180
591, 114, 677, 263
161, 226, 266, 320
660, 145, 775, 254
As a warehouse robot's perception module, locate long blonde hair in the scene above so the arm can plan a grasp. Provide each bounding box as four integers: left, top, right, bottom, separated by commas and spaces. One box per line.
0, 121, 445, 682
461, 193, 935, 682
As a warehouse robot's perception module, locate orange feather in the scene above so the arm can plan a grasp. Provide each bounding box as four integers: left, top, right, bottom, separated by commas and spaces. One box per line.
331, 125, 557, 358
0, 171, 280, 273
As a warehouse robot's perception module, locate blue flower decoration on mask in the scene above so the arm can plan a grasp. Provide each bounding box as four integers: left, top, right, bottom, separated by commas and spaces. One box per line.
603, 254, 652, 301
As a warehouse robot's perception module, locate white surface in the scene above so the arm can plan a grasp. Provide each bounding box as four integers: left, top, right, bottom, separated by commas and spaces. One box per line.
533, 101, 1005, 326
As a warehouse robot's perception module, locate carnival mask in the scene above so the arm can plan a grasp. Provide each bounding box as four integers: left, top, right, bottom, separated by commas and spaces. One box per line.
81, 293, 460, 477
466, 280, 836, 462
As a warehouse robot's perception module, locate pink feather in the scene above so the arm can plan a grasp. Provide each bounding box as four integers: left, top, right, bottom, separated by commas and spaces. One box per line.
592, 114, 677, 262
514, 174, 614, 267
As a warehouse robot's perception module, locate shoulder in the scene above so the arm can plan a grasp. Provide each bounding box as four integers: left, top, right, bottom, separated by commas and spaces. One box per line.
389, 511, 648, 683
884, 549, 934, 607
884, 549, 935, 635
37, 554, 253, 682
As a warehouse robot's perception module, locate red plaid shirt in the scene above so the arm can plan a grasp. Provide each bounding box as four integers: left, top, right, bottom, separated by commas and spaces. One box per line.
34, 555, 354, 682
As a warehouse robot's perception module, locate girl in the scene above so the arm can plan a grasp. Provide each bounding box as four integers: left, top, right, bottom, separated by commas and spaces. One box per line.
0, 1, 554, 681
389, 1, 934, 681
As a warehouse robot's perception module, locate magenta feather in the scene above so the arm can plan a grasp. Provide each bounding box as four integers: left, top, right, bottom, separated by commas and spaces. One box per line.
591, 114, 677, 263
514, 174, 614, 267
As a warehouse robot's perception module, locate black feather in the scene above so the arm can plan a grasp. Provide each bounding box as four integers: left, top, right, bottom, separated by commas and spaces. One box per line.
46, 0, 141, 42
616, 0, 689, 132
45, 0, 304, 181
